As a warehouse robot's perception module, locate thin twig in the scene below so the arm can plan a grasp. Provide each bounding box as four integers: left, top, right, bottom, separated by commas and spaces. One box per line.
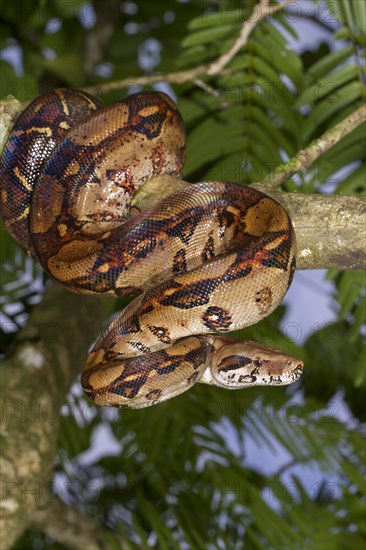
82, 0, 292, 97
264, 103, 366, 188
0, 2, 292, 106
83, 65, 209, 97
193, 79, 229, 108
207, 0, 293, 76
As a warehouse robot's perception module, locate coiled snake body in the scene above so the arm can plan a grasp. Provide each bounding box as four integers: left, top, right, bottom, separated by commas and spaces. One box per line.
0, 89, 303, 408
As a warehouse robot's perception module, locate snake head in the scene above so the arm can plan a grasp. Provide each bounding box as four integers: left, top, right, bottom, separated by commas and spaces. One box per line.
204, 337, 304, 388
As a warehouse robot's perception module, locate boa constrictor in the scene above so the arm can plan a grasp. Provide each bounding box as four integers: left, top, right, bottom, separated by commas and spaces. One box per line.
0, 89, 303, 408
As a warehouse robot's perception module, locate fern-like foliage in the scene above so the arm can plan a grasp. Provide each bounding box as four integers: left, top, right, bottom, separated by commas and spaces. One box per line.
179, 5, 304, 183
0, 224, 45, 351
47, 378, 365, 549
179, 1, 365, 190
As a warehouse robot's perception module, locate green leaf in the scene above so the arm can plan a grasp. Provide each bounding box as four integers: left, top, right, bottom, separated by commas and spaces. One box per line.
296, 63, 360, 108
353, 0, 366, 34
188, 9, 252, 31
302, 81, 363, 142
307, 45, 354, 80
181, 24, 237, 48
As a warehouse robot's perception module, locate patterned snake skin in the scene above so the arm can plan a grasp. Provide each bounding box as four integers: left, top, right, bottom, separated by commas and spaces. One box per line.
0, 89, 303, 408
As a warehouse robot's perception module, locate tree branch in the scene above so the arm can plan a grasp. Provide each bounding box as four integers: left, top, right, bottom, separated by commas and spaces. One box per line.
131, 174, 365, 271
82, 0, 293, 96
83, 64, 210, 97
264, 104, 366, 189
1, 97, 365, 272
252, 184, 365, 270
32, 497, 133, 550
207, 0, 293, 75
0, 285, 113, 548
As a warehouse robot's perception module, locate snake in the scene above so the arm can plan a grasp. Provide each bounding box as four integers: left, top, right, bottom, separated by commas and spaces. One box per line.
0, 88, 303, 408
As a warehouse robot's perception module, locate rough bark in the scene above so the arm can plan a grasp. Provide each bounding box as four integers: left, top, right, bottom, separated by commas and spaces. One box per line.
132, 175, 366, 271
254, 184, 366, 270
1, 97, 365, 273
0, 286, 113, 548
32, 498, 133, 550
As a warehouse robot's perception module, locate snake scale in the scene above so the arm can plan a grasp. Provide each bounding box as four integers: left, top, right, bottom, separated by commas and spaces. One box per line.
0, 88, 303, 408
